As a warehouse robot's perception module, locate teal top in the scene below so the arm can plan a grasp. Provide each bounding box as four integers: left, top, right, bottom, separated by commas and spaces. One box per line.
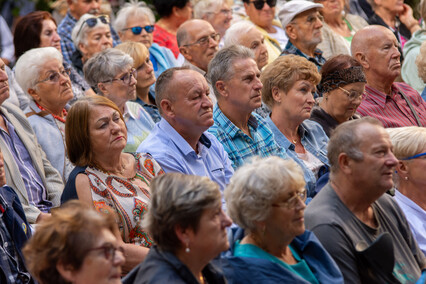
234, 241, 319, 284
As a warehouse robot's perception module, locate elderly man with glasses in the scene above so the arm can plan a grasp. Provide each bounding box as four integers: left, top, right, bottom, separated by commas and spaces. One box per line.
177, 19, 220, 104
242, 0, 287, 64
278, 0, 326, 70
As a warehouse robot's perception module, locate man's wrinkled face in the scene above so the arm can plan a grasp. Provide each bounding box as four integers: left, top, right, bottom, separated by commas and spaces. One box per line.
290, 9, 323, 47
69, 0, 101, 19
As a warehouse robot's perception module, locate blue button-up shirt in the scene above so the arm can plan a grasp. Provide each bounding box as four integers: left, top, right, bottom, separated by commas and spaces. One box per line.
208, 106, 287, 169
0, 116, 52, 212
265, 117, 329, 197
137, 118, 234, 194
58, 12, 121, 65
133, 93, 161, 123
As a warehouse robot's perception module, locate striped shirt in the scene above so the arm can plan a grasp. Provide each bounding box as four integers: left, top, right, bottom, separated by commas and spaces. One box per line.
0, 116, 52, 213
208, 106, 287, 169
357, 82, 426, 127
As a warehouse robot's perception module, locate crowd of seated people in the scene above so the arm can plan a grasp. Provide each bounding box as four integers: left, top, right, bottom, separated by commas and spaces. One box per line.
0, 0, 425, 283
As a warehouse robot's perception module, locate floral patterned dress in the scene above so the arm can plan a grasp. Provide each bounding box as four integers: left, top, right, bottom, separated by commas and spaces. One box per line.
86, 153, 164, 247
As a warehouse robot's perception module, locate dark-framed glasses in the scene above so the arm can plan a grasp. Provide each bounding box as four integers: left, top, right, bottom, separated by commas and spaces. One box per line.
36, 68, 71, 85
88, 243, 124, 261
102, 68, 137, 85
338, 86, 364, 101
76, 15, 110, 38
249, 0, 277, 10
402, 152, 426, 160
122, 25, 155, 35
272, 189, 307, 209
184, 33, 221, 47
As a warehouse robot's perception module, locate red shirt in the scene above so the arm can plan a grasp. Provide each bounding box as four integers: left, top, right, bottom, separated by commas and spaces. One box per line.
153, 24, 180, 59
357, 82, 426, 127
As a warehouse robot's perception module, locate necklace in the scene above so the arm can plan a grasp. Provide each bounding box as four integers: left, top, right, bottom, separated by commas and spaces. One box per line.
35, 102, 67, 123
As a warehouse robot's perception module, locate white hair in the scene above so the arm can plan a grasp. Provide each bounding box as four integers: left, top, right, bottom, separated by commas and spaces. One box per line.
72, 13, 110, 51
14, 47, 63, 97
114, 0, 155, 32
223, 20, 256, 47
193, 0, 224, 19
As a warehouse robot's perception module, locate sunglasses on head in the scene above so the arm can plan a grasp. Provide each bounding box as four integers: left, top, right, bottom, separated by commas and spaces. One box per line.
122, 25, 155, 35
249, 0, 277, 10
76, 15, 110, 38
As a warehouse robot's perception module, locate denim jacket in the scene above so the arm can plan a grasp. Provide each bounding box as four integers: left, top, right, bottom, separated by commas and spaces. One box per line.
265, 117, 329, 197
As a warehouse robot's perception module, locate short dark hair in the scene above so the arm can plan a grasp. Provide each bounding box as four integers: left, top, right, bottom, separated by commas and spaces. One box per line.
153, 0, 190, 18
14, 11, 57, 59
66, 96, 124, 167
320, 54, 361, 79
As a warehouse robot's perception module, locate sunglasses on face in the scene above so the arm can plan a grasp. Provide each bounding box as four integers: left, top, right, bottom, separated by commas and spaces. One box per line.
249, 0, 277, 10
76, 15, 110, 38
122, 25, 155, 35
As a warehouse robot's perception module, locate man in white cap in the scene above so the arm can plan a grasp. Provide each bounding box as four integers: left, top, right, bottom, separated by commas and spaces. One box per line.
278, 0, 326, 70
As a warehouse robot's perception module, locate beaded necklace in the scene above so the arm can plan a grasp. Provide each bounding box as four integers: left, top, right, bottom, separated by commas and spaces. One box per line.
35, 101, 67, 123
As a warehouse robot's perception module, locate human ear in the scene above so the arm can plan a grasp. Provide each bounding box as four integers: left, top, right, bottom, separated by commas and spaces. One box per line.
215, 81, 227, 98
27, 88, 41, 102
56, 262, 77, 283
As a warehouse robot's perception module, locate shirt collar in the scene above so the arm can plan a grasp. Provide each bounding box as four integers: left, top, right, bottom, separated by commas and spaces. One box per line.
214, 106, 258, 138
365, 84, 398, 109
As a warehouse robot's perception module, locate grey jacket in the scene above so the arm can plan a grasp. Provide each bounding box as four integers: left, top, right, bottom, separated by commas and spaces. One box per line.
0, 102, 63, 223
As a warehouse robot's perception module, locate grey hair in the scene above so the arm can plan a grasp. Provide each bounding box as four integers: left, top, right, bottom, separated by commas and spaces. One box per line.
114, 0, 155, 32
83, 48, 133, 92
142, 173, 222, 253
207, 45, 255, 98
14, 47, 63, 97
328, 117, 383, 174
223, 21, 255, 47
224, 156, 305, 233
193, 0, 224, 19
72, 13, 110, 51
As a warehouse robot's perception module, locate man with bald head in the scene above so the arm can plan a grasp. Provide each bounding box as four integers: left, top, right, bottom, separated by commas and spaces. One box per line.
137, 67, 233, 198
177, 19, 220, 103
351, 25, 426, 127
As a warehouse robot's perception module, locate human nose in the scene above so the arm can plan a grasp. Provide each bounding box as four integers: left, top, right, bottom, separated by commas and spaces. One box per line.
0, 69, 8, 82
386, 151, 399, 167
221, 210, 233, 228
254, 77, 263, 90
202, 93, 213, 108
294, 197, 306, 210
209, 36, 219, 48
53, 31, 61, 42
113, 248, 126, 266
91, 0, 101, 10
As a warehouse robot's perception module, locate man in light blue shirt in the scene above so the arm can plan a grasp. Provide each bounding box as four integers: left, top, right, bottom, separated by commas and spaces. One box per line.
137, 67, 234, 193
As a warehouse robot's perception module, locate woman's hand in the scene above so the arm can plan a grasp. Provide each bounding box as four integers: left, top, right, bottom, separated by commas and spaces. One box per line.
399, 4, 420, 33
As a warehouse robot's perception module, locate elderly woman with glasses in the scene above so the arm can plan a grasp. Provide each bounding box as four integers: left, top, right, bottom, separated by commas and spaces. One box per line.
310, 54, 366, 137
84, 48, 155, 152
222, 156, 343, 283
261, 55, 329, 197
116, 42, 161, 123
128, 173, 231, 283
71, 13, 113, 76
65, 96, 164, 272
13, 11, 95, 105
15, 47, 74, 182
114, 1, 178, 80
387, 126, 426, 256
23, 200, 126, 284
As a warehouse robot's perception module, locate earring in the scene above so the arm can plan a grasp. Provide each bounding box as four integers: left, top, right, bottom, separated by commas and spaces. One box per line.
185, 241, 190, 253
404, 176, 408, 181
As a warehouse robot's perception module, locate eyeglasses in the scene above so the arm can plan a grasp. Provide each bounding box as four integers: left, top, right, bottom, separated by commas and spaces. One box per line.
76, 15, 110, 38
183, 33, 221, 47
36, 68, 71, 85
88, 243, 124, 261
272, 189, 307, 209
102, 68, 137, 85
338, 86, 364, 101
402, 152, 426, 160
249, 0, 277, 10
122, 25, 155, 35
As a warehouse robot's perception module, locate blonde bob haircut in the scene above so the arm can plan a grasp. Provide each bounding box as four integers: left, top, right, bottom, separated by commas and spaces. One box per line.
386, 126, 426, 160
115, 41, 150, 69
224, 156, 305, 233
260, 55, 320, 109
66, 96, 125, 167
